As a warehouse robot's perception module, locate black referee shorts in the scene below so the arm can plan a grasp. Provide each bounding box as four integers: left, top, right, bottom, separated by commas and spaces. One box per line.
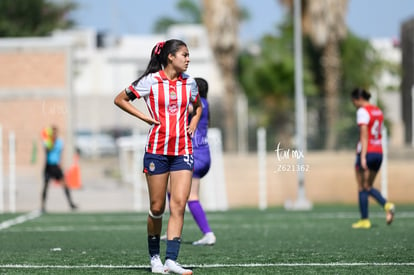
44, 164, 64, 181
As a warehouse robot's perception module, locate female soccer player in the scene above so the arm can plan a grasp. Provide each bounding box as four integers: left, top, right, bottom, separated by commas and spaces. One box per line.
114, 39, 201, 274
350, 88, 395, 229
188, 77, 216, 246
161, 78, 215, 246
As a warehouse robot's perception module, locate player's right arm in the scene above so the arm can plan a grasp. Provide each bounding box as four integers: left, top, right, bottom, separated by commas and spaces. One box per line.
114, 89, 160, 126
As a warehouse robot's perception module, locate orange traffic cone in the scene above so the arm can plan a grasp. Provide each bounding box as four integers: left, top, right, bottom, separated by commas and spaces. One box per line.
65, 154, 82, 189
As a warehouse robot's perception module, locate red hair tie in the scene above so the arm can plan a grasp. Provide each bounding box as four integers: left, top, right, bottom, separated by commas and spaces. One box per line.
154, 41, 165, 55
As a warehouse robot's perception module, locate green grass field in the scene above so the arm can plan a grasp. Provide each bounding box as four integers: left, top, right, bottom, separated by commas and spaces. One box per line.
1, 205, 413, 274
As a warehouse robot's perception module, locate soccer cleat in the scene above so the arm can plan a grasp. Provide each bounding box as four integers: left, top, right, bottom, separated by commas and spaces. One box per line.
164, 259, 192, 275
192, 232, 216, 246
352, 219, 371, 229
150, 255, 167, 274
385, 202, 395, 225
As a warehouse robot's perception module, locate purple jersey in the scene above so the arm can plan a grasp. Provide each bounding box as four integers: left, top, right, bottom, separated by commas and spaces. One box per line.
191, 97, 211, 178
192, 97, 209, 149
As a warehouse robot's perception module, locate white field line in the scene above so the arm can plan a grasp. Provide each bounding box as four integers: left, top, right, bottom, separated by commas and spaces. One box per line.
5, 211, 414, 224
0, 210, 42, 230
0, 262, 413, 269
2, 211, 414, 233
6, 225, 142, 232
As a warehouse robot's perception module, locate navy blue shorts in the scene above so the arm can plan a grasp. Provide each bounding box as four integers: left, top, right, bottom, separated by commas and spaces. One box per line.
193, 147, 211, 179
355, 153, 383, 172
143, 152, 194, 175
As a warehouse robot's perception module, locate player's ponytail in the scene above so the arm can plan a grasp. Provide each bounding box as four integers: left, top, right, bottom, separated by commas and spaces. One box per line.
132, 39, 188, 86
351, 87, 371, 101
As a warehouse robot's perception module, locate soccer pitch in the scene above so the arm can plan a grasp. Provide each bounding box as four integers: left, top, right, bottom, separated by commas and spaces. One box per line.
1, 205, 413, 274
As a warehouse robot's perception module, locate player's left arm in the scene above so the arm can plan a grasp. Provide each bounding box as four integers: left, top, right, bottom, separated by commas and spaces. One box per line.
359, 124, 369, 170
187, 94, 202, 137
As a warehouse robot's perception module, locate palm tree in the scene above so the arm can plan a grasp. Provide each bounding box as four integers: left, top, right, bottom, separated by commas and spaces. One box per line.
202, 0, 240, 152
153, 0, 201, 33
281, 0, 348, 149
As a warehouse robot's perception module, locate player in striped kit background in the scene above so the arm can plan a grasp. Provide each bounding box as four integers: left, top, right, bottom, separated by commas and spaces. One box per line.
350, 88, 395, 229
114, 39, 201, 274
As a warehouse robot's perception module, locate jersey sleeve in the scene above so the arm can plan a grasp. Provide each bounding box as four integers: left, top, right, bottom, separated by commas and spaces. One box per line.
356, 107, 370, 125
127, 74, 153, 100
190, 78, 198, 102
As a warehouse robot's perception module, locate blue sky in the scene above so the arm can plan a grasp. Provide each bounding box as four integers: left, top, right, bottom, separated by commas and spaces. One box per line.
69, 0, 414, 41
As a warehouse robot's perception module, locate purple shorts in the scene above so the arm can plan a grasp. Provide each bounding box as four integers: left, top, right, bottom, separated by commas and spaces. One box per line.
143, 152, 194, 175
193, 147, 211, 178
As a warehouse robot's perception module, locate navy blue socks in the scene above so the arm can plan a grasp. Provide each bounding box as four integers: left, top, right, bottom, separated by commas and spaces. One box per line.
368, 188, 386, 206
148, 235, 160, 257
359, 190, 369, 219
165, 238, 181, 261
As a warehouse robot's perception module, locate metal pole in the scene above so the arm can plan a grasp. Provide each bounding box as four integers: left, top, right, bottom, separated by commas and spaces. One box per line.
411, 85, 414, 147
257, 127, 267, 210
285, 0, 312, 210
0, 125, 3, 214
9, 131, 16, 213
237, 93, 248, 154
381, 126, 388, 198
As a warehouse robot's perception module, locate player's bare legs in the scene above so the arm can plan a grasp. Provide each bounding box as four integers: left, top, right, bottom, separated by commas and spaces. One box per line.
146, 172, 168, 273
364, 169, 395, 224
167, 170, 192, 240
188, 178, 216, 245
354, 166, 394, 228
162, 170, 193, 274
188, 178, 200, 201
352, 168, 371, 229
146, 173, 168, 236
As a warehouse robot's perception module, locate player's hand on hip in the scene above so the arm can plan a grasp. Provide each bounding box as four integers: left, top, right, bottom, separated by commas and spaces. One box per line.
145, 117, 160, 126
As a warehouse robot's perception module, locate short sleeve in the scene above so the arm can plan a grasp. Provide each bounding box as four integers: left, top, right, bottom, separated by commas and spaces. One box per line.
357, 108, 370, 125
129, 74, 153, 99
189, 78, 198, 102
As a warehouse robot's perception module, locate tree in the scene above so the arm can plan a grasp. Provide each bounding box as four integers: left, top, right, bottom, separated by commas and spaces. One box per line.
202, 0, 240, 152
153, 0, 202, 33
281, 0, 348, 149
238, 18, 318, 149
154, 0, 245, 151
0, 0, 76, 37
237, 12, 385, 150
335, 32, 387, 149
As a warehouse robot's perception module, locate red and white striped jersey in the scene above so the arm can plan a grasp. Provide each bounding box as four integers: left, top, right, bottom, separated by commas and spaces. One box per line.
127, 70, 199, 156
356, 104, 384, 153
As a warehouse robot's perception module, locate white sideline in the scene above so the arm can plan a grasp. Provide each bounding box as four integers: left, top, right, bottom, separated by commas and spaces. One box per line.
0, 210, 42, 230
0, 262, 413, 269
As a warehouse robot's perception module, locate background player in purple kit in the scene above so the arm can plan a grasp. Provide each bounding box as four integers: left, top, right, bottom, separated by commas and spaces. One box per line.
161, 77, 216, 246
188, 77, 216, 246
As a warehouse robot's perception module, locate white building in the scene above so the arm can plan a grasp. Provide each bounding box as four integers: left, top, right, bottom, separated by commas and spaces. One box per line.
53, 25, 226, 135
